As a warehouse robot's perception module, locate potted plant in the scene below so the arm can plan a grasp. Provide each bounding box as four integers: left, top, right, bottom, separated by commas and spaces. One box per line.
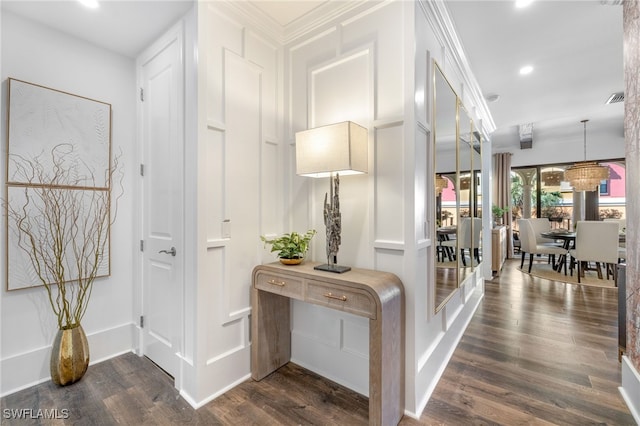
5, 144, 122, 386
260, 230, 316, 265
492, 205, 508, 226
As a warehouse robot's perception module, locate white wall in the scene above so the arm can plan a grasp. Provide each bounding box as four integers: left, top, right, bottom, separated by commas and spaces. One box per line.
0, 11, 136, 396
493, 118, 625, 168
179, 2, 285, 406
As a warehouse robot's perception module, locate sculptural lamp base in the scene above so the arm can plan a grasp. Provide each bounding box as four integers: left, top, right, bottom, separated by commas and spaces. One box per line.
314, 264, 351, 273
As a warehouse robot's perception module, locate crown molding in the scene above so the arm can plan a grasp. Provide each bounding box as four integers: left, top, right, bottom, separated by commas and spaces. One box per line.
217, 1, 285, 43
419, 0, 496, 136
220, 0, 371, 46
283, 0, 371, 44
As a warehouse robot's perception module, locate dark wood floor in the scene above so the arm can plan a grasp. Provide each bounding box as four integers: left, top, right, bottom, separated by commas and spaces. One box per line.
1, 259, 634, 425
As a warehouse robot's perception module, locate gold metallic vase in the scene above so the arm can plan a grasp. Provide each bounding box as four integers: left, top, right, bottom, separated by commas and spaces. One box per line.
50, 324, 90, 386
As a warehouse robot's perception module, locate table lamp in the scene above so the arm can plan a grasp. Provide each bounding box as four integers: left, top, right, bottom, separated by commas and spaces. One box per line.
295, 121, 368, 273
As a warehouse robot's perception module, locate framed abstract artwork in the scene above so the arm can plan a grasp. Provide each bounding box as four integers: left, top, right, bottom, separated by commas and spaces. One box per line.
5, 78, 113, 290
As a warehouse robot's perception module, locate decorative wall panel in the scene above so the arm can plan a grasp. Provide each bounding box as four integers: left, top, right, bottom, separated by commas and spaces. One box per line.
309, 49, 372, 127
224, 50, 261, 319
197, 3, 282, 386
415, 125, 429, 242
291, 303, 369, 396
341, 1, 404, 120
204, 129, 225, 241
245, 31, 279, 141
374, 124, 404, 242
261, 141, 280, 234
205, 5, 244, 125
288, 28, 339, 134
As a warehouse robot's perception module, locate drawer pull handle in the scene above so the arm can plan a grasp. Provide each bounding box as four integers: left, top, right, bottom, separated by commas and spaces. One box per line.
324, 292, 347, 302
267, 279, 286, 287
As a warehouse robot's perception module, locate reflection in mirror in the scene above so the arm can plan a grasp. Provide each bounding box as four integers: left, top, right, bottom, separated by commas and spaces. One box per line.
458, 105, 473, 279
472, 128, 483, 268
434, 63, 458, 311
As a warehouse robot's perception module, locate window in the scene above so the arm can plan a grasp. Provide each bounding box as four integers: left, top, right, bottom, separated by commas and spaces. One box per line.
599, 179, 609, 195
511, 160, 626, 225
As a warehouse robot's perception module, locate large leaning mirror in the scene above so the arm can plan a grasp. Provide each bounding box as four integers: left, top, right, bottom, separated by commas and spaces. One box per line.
434, 63, 458, 311
433, 61, 485, 313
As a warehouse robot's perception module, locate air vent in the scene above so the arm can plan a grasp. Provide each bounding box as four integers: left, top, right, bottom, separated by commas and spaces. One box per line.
606, 92, 624, 104
519, 123, 533, 150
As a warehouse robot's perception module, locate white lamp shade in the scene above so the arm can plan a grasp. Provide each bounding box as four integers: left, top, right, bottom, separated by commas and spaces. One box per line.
295, 121, 368, 178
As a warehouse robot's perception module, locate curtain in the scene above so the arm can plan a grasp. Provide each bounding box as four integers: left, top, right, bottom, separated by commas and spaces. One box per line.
494, 152, 513, 258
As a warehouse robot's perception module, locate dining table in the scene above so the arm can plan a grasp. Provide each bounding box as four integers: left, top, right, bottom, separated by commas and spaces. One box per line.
540, 229, 575, 273
540, 229, 626, 274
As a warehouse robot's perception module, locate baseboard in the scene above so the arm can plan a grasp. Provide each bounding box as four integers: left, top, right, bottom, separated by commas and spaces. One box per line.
620, 355, 640, 424
180, 373, 251, 409
177, 343, 251, 409
0, 323, 135, 397
412, 282, 485, 418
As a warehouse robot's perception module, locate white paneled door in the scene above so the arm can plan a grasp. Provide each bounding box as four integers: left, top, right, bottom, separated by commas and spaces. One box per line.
139, 27, 184, 379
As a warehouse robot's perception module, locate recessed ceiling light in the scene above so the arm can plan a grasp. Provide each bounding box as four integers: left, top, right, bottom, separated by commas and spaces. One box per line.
515, 0, 534, 8
519, 65, 534, 75
78, 0, 99, 9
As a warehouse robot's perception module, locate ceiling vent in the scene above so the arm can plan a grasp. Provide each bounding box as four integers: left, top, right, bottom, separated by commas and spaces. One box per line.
606, 92, 624, 104
519, 123, 533, 149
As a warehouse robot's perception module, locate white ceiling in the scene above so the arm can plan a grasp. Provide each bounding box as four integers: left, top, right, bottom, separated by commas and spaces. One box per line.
1, 0, 195, 58
2, 0, 625, 153
446, 0, 624, 150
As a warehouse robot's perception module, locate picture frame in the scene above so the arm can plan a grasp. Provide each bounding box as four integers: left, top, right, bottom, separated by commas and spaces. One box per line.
5, 78, 112, 290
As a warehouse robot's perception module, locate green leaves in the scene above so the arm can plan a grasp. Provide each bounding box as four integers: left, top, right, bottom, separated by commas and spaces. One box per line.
492, 205, 508, 218
260, 229, 317, 259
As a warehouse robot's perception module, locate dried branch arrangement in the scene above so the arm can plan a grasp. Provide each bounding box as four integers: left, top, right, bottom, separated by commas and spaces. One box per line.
6, 143, 123, 329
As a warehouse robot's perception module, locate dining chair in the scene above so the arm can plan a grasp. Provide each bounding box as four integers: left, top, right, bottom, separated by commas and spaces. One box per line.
518, 219, 567, 273
528, 217, 562, 247
441, 217, 481, 266
604, 218, 627, 255
436, 229, 456, 263
603, 218, 626, 233
569, 221, 620, 283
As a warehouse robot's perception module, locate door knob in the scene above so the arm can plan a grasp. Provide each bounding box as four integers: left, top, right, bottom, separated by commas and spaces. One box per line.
159, 247, 176, 256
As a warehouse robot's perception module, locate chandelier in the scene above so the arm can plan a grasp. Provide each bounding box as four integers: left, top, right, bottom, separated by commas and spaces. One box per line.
459, 175, 471, 190
565, 120, 609, 192
540, 169, 564, 186
435, 175, 448, 195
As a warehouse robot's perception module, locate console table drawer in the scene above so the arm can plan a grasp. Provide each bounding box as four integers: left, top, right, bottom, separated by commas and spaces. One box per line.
306, 280, 376, 319
255, 272, 303, 299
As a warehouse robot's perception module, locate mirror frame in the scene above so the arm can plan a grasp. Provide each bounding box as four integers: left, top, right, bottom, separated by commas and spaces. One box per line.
433, 62, 459, 312
433, 60, 483, 313
458, 102, 473, 280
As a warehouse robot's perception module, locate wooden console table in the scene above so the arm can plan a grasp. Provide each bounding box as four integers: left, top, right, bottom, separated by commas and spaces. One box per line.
251, 262, 405, 426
